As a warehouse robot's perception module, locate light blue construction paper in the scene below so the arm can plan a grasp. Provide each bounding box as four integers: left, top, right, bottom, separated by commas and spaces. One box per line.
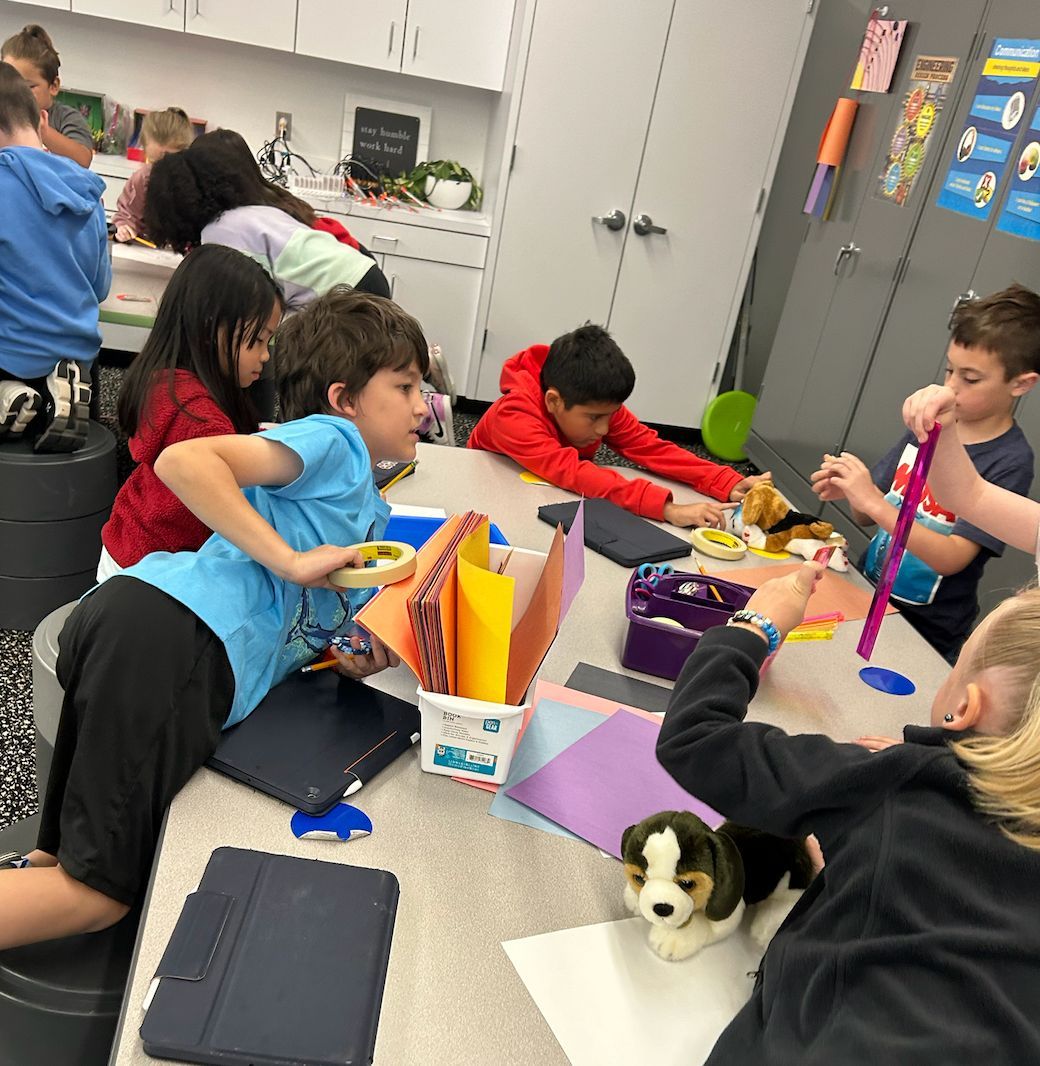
489, 699, 607, 841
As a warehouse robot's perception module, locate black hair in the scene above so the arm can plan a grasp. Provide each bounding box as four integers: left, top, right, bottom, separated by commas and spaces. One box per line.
117, 244, 284, 437
0, 61, 40, 134
540, 324, 635, 406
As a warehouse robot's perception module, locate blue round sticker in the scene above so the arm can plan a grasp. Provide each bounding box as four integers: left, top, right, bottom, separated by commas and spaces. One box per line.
859, 666, 916, 696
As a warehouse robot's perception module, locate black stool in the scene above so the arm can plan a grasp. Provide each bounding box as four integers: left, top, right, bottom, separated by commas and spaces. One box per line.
0, 423, 116, 630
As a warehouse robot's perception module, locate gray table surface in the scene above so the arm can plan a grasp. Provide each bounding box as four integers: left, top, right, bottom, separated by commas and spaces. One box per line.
110, 445, 950, 1065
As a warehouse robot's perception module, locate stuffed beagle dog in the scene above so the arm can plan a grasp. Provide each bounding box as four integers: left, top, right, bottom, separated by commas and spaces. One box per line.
621, 811, 814, 962
733, 481, 848, 571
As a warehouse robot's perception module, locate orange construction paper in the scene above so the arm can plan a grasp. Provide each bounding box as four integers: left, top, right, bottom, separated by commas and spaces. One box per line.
817, 98, 859, 166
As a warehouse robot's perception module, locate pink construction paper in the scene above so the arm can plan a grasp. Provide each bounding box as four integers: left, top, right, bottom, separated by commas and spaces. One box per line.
504, 709, 721, 858
559, 498, 586, 624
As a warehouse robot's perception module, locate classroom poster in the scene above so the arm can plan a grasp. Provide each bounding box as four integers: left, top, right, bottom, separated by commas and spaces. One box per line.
851, 13, 907, 93
877, 56, 958, 207
936, 38, 1040, 221
994, 103, 1040, 241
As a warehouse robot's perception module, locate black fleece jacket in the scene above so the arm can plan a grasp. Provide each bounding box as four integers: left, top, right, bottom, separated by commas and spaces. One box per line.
656, 626, 1040, 1066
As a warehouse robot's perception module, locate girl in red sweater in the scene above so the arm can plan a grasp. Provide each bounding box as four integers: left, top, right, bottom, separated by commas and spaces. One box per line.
98, 245, 284, 578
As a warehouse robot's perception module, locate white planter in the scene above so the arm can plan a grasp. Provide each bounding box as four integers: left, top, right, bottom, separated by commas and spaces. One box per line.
424, 175, 473, 210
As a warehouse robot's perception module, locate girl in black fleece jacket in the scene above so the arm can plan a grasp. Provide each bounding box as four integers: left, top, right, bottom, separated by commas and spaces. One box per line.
658, 561, 1040, 1066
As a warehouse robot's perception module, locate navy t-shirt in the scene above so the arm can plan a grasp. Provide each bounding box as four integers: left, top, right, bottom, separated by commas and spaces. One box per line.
861, 424, 1033, 659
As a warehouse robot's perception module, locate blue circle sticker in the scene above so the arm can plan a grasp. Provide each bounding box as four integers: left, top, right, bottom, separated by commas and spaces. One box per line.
859, 666, 916, 696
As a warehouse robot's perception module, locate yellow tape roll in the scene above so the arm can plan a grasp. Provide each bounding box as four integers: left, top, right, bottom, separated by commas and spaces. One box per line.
327, 541, 417, 588
690, 527, 747, 561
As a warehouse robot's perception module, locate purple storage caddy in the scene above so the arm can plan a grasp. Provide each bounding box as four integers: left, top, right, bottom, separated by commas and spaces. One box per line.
621, 569, 755, 681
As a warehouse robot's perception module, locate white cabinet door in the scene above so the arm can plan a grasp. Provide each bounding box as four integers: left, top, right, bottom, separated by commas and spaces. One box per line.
401, 0, 515, 90
186, 0, 297, 52
608, 0, 811, 428
14, 0, 69, 9
72, 0, 184, 30
385, 257, 482, 389
474, 0, 672, 400
296, 0, 405, 70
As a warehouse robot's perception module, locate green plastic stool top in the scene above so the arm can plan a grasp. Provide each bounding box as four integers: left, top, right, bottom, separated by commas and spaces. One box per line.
701, 390, 757, 462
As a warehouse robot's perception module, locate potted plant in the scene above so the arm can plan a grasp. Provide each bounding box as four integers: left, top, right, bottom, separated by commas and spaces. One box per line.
388, 160, 483, 211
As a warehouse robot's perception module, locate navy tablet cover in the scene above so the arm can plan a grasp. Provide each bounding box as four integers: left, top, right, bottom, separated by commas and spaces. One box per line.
207, 672, 420, 814
140, 848, 399, 1065
537, 498, 691, 567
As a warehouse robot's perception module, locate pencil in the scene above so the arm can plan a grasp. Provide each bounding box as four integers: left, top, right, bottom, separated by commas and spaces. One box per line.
132, 236, 157, 248
695, 561, 724, 603
300, 658, 338, 674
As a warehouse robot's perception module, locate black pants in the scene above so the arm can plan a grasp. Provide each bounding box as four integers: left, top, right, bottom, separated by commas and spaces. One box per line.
40, 577, 234, 905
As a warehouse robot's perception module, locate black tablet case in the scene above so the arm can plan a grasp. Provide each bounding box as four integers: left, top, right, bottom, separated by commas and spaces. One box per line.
566, 662, 672, 716
537, 498, 692, 566
207, 672, 420, 814
139, 847, 399, 1066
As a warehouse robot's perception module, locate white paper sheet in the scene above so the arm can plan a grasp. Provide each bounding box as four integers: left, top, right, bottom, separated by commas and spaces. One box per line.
503, 917, 760, 1066
388, 503, 447, 518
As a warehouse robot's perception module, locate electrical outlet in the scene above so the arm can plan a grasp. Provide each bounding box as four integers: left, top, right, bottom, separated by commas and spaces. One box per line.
275, 111, 292, 141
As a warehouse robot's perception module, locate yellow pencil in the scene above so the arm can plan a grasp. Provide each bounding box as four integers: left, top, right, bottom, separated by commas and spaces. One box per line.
695, 560, 724, 603
132, 235, 157, 248
300, 658, 338, 674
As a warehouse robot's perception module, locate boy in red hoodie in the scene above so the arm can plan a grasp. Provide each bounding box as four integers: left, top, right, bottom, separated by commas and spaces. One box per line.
468, 325, 770, 526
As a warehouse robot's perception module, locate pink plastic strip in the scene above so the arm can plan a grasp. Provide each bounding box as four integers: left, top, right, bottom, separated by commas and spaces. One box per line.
857, 426, 941, 661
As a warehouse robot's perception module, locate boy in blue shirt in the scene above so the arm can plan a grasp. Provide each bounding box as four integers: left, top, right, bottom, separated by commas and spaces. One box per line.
812, 284, 1039, 662
0, 288, 429, 948
0, 64, 109, 452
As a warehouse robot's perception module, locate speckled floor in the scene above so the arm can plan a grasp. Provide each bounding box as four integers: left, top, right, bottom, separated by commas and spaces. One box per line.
0, 363, 756, 833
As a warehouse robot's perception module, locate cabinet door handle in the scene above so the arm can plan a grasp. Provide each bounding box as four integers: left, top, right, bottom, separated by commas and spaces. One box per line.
167, 0, 175, 11
194, 0, 200, 14
633, 213, 666, 236
388, 21, 396, 56
833, 242, 861, 275
592, 209, 626, 232
372, 234, 399, 248
389, 274, 397, 299
413, 25, 421, 60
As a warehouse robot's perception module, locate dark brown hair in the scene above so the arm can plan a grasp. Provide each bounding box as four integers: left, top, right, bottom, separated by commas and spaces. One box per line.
0, 61, 39, 133
276, 288, 429, 421
951, 283, 1040, 380
1, 24, 60, 84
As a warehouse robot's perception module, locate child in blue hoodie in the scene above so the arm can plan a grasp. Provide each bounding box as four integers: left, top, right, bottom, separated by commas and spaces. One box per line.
0, 64, 109, 452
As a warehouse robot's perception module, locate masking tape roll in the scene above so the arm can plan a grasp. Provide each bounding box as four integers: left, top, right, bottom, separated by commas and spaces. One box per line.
647, 616, 685, 629
690, 527, 747, 561
328, 541, 417, 588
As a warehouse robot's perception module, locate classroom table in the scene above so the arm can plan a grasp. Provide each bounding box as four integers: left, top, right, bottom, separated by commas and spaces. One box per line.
99, 245, 180, 353
109, 446, 950, 1066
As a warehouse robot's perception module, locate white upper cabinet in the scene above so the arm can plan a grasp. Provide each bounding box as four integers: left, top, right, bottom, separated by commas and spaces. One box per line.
71, 0, 184, 31
401, 0, 515, 90
186, 0, 297, 52
295, 0, 407, 72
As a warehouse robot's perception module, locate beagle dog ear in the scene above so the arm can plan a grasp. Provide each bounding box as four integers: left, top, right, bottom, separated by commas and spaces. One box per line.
703, 829, 745, 921
621, 823, 638, 858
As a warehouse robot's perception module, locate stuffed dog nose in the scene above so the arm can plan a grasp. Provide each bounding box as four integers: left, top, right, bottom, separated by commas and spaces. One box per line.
653, 902, 674, 917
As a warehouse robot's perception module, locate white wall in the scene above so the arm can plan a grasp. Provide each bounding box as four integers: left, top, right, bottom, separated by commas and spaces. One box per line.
0, 1, 495, 178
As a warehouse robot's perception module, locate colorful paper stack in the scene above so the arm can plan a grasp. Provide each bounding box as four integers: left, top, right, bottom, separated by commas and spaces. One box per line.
804, 98, 859, 219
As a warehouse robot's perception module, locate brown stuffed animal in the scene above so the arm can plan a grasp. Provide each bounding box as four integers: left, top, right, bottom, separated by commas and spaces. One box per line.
739, 482, 834, 554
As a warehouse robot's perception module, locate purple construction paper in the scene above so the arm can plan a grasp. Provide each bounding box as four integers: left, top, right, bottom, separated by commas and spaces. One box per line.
504, 709, 721, 859
559, 498, 586, 625
803, 161, 829, 214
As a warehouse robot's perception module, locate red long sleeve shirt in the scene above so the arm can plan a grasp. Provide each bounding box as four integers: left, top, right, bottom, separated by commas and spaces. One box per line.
102, 370, 237, 567
467, 344, 742, 519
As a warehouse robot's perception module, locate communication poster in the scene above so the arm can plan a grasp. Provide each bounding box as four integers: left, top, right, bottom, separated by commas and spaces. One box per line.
936, 38, 1040, 221
995, 104, 1040, 241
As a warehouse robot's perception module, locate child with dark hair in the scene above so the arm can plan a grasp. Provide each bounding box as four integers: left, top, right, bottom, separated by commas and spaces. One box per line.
144, 130, 390, 300
99, 245, 284, 576
468, 324, 770, 527
2, 23, 92, 166
0, 288, 429, 948
813, 283, 1039, 662
0, 63, 108, 452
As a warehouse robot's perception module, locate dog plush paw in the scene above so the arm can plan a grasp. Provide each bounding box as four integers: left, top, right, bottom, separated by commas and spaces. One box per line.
648, 920, 709, 962
749, 872, 804, 950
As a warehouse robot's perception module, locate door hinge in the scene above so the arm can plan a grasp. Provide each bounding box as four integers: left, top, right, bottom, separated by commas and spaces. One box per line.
755, 187, 766, 213
509, 144, 517, 172
710, 361, 722, 386
482, 328, 488, 352
806, 0, 815, 13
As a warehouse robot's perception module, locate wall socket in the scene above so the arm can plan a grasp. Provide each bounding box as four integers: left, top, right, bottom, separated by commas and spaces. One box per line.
275, 111, 292, 140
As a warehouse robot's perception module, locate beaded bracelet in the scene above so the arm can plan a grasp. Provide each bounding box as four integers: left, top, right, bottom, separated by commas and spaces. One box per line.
727, 610, 781, 655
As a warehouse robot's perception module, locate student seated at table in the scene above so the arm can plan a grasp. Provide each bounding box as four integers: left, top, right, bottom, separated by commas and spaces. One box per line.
467, 324, 770, 527
145, 130, 390, 302
811, 284, 1039, 664
0, 289, 427, 948
0, 64, 109, 453
1, 23, 92, 167
98, 245, 284, 578
111, 106, 194, 244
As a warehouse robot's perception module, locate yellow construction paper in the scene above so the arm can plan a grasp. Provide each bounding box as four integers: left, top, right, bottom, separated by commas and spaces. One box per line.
457, 522, 515, 701
520, 470, 552, 486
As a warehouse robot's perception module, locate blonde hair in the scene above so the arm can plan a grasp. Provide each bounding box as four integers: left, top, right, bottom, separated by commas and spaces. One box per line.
953, 587, 1040, 850
1, 23, 61, 84
141, 107, 193, 154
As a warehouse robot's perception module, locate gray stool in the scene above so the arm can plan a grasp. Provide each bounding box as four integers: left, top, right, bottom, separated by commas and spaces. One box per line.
0, 599, 140, 1066
0, 422, 116, 630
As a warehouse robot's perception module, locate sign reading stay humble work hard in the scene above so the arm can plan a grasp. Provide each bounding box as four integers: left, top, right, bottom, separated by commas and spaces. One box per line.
341, 94, 431, 183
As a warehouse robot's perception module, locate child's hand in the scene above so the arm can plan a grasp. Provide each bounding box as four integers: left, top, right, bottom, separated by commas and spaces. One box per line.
903, 384, 956, 443
115, 223, 137, 243
810, 462, 845, 502
663, 500, 738, 529
853, 735, 902, 752
729, 471, 773, 502
280, 545, 366, 588
330, 634, 400, 679
740, 560, 824, 639
816, 452, 881, 514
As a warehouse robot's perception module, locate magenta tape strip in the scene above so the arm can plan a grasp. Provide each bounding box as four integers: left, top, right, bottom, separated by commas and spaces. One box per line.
857, 426, 941, 661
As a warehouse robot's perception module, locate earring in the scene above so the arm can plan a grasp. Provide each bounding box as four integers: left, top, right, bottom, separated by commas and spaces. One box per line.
944, 713, 954, 723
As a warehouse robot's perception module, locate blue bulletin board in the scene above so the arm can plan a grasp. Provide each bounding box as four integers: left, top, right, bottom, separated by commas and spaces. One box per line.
994, 103, 1040, 241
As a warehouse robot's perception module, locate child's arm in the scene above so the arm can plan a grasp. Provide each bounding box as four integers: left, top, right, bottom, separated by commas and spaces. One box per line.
153, 433, 363, 586
40, 109, 92, 168
904, 385, 1040, 554
111, 169, 146, 242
